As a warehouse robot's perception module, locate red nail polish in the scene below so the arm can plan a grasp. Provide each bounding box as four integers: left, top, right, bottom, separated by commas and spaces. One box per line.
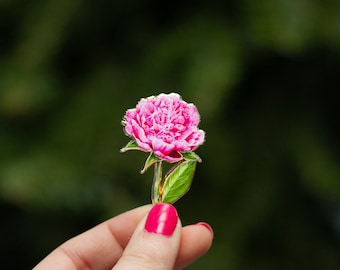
145, 203, 178, 236
196, 222, 214, 235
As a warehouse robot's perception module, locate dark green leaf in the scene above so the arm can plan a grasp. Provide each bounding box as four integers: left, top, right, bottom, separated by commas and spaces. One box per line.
182, 151, 202, 162
120, 140, 142, 152
141, 152, 160, 174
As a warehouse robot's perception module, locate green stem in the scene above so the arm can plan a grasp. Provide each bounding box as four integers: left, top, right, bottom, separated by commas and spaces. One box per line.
151, 160, 162, 204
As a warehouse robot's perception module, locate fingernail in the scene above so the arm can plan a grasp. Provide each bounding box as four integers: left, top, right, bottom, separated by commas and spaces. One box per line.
196, 222, 214, 235
144, 203, 178, 236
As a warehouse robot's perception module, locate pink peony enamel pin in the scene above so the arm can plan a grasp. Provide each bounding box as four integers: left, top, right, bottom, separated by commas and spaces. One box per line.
121, 93, 205, 204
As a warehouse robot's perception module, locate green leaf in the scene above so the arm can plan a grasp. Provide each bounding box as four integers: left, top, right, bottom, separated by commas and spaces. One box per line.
141, 152, 160, 174
161, 160, 197, 204
182, 151, 202, 162
120, 140, 142, 152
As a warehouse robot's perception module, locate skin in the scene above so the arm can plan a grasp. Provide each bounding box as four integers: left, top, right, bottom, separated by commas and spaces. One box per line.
33, 205, 213, 270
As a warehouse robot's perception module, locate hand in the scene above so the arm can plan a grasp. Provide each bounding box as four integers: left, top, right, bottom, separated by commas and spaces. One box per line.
33, 203, 213, 270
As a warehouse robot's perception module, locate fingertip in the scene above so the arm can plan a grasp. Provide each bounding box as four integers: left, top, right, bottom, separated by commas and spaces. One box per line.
114, 203, 182, 270
144, 203, 178, 236
195, 222, 214, 236
175, 222, 213, 269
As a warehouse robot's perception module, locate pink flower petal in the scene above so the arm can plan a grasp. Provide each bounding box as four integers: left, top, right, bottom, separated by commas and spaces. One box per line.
122, 93, 205, 161
152, 137, 174, 155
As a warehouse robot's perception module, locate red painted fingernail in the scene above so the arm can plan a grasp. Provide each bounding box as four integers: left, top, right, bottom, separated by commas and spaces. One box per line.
145, 203, 178, 236
196, 222, 214, 235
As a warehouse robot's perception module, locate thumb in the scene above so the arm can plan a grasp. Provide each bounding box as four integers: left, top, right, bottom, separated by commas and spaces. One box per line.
113, 203, 181, 270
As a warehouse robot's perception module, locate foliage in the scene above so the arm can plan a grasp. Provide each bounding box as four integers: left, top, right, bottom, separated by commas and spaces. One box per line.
0, 0, 339, 269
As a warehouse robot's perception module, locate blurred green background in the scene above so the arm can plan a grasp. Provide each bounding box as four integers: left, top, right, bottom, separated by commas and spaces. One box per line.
1, 0, 340, 269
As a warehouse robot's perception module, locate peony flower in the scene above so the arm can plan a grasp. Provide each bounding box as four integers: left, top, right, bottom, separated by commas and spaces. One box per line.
121, 92, 205, 204
122, 93, 205, 162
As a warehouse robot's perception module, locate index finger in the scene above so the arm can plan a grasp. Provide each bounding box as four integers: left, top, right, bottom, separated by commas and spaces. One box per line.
33, 205, 152, 270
